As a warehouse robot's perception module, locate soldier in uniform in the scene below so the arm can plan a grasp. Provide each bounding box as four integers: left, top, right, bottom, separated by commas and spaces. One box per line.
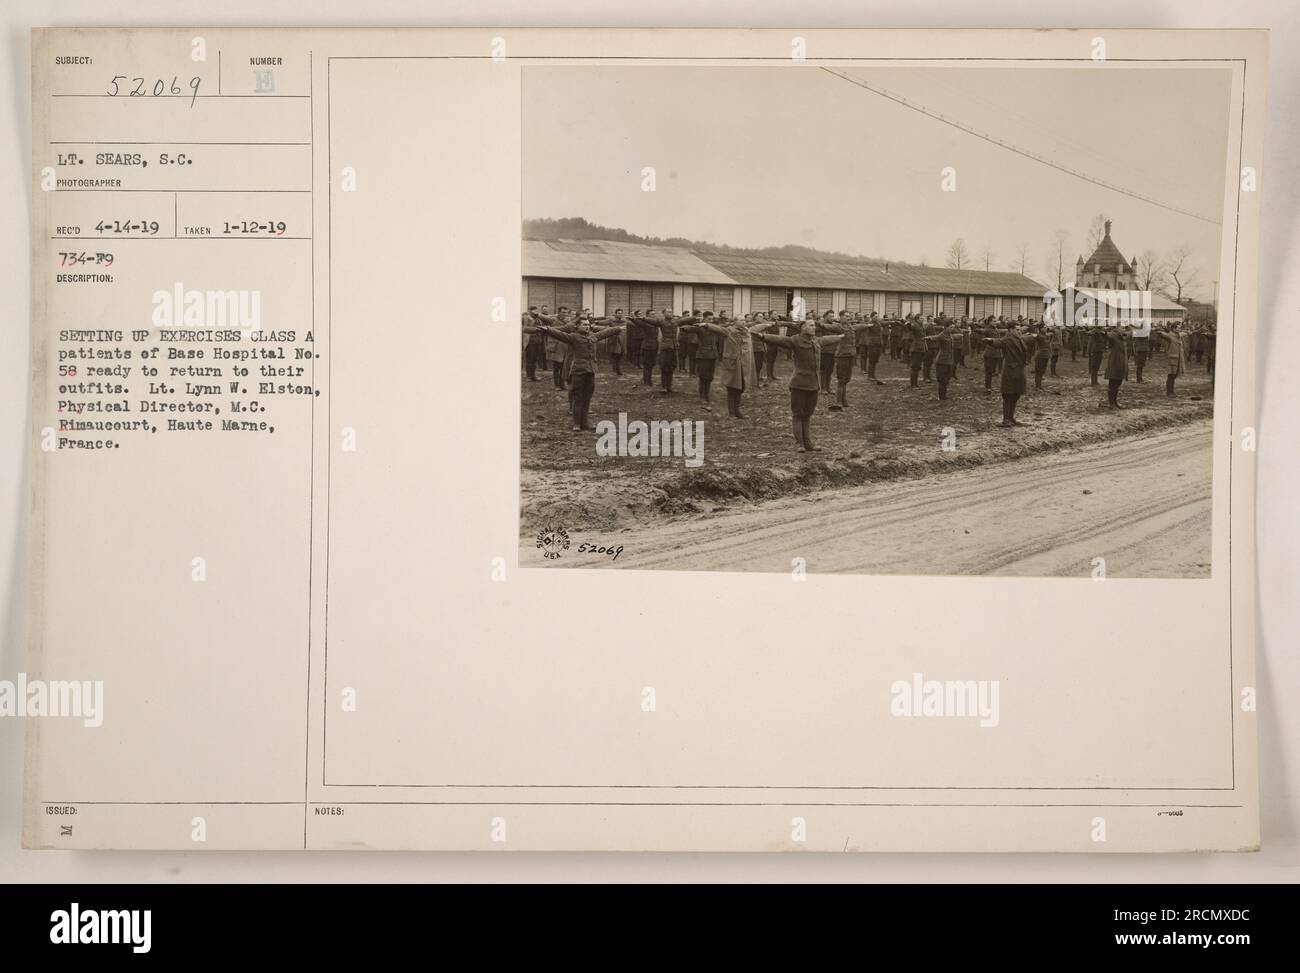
862, 312, 886, 385
627, 308, 644, 369
922, 315, 939, 382
530, 314, 624, 432
751, 312, 769, 386
686, 311, 720, 411
932, 322, 967, 401
824, 314, 873, 410
1032, 322, 1052, 390
637, 311, 659, 388
1132, 325, 1151, 383
981, 321, 1003, 392
1086, 325, 1107, 386
646, 307, 689, 395
543, 308, 574, 390
523, 307, 546, 381
817, 310, 838, 394
564, 311, 585, 413
763, 315, 785, 380
680, 312, 699, 376
756, 319, 846, 452
600, 307, 627, 377
981, 324, 1032, 427
1152, 322, 1188, 396
906, 314, 929, 388
1065, 325, 1080, 362
681, 316, 770, 418
1103, 325, 1131, 408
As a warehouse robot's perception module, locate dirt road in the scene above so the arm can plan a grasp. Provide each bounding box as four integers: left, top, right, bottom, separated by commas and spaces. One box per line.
551, 421, 1213, 578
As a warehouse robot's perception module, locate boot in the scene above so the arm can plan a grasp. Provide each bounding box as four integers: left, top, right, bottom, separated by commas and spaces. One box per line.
802, 418, 821, 451
998, 397, 1013, 427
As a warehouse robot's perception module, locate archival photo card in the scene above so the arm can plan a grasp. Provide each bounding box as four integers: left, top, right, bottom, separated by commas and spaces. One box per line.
26, 27, 1261, 852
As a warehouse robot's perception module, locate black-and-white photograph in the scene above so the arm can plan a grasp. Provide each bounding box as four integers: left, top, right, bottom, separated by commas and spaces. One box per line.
520, 65, 1229, 577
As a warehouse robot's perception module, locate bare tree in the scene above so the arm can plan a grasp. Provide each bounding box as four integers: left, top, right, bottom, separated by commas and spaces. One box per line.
1011, 241, 1030, 275
1136, 249, 1166, 292
946, 238, 970, 270
1046, 229, 1070, 290
977, 243, 995, 272
1164, 245, 1197, 303
1085, 213, 1110, 251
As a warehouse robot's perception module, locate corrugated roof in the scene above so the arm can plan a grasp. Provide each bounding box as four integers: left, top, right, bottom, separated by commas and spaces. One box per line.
699, 249, 1047, 296
523, 238, 1048, 297
861, 265, 1047, 298
696, 251, 886, 290
522, 239, 737, 285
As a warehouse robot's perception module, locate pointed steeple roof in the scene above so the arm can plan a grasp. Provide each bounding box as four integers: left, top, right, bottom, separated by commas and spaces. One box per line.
1083, 220, 1133, 274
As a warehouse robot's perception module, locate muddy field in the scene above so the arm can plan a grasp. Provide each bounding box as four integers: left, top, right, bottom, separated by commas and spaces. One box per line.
520, 348, 1216, 532
527, 422, 1213, 577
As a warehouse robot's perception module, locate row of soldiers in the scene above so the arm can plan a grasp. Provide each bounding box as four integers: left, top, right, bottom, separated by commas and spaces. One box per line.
523, 304, 1215, 449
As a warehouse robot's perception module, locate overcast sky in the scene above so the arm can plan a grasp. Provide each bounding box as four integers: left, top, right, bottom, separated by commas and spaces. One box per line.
523, 65, 1232, 301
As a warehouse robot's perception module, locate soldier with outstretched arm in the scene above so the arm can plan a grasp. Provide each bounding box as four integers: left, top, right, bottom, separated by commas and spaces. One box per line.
751, 313, 769, 386
756, 319, 847, 451
815, 310, 838, 393
522, 308, 546, 381
930, 323, 969, 401
861, 312, 886, 383
905, 314, 929, 388
1085, 324, 1107, 386
980, 321, 1003, 392
1101, 323, 1132, 408
1032, 322, 1052, 390
532, 308, 577, 394
645, 308, 695, 395
680, 317, 771, 418
679, 311, 721, 410
1152, 322, 1188, 397
980, 324, 1033, 427
531, 316, 625, 432
636, 311, 660, 388
823, 314, 875, 410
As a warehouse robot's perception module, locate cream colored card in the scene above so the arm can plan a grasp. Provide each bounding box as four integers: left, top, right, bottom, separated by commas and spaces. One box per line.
25, 27, 1261, 851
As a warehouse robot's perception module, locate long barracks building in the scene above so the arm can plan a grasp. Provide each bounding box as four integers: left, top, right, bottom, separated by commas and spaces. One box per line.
523, 238, 1051, 322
